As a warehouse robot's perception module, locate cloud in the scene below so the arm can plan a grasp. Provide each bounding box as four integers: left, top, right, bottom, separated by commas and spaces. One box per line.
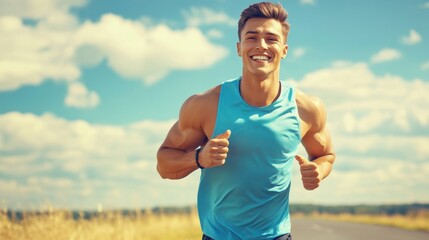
401, 29, 422, 45
0, 4, 228, 92
371, 48, 401, 63
0, 112, 188, 209
287, 61, 429, 204
182, 7, 236, 27
295, 62, 429, 129
76, 14, 228, 84
0, 15, 81, 91
291, 157, 429, 204
65, 82, 100, 108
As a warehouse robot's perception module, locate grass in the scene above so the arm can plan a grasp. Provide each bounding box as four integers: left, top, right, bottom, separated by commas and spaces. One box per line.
0, 209, 202, 240
1, 209, 428, 240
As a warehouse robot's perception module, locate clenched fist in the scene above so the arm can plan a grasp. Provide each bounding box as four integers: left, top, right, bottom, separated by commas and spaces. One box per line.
198, 130, 231, 168
295, 155, 323, 190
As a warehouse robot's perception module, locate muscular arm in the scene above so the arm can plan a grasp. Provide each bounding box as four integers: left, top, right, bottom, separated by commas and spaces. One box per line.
157, 86, 229, 180
156, 95, 207, 179
296, 90, 336, 190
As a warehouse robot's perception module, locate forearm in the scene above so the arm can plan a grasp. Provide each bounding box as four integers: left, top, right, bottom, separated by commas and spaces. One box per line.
156, 147, 199, 180
311, 153, 335, 180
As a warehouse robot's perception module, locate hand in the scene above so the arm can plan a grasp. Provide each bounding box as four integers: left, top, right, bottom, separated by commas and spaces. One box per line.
198, 130, 231, 168
295, 155, 323, 190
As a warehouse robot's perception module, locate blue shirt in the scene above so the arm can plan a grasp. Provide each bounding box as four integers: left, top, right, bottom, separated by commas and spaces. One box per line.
198, 77, 302, 240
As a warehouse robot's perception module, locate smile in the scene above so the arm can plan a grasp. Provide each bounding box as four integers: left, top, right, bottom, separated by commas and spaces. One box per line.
251, 55, 271, 61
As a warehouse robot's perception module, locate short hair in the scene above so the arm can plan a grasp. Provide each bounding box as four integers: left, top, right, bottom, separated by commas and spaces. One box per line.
238, 2, 290, 42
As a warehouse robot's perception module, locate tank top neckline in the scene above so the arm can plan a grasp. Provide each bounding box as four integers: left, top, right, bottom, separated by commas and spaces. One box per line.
233, 77, 288, 110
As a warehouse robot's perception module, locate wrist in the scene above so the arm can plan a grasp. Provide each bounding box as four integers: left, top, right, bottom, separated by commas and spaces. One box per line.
195, 147, 204, 169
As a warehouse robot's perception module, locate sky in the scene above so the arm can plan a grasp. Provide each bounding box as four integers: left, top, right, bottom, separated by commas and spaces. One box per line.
0, 0, 428, 210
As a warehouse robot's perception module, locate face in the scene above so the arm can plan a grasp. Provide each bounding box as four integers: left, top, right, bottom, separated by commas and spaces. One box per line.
237, 18, 288, 78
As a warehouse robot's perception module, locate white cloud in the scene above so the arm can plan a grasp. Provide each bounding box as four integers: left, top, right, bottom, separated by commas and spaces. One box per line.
291, 47, 306, 58
300, 0, 316, 5
0, 4, 228, 93
288, 61, 429, 204
182, 7, 236, 27
76, 14, 228, 84
65, 82, 100, 108
401, 29, 422, 45
291, 157, 429, 204
371, 48, 401, 63
0, 112, 185, 209
295, 62, 429, 132
421, 61, 429, 70
0, 16, 80, 91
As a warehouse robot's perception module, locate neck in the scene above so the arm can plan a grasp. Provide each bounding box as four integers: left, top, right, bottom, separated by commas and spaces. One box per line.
240, 74, 281, 107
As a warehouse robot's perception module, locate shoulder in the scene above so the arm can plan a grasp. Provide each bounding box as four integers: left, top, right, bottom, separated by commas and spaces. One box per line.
181, 85, 221, 113
179, 85, 221, 129
295, 88, 327, 132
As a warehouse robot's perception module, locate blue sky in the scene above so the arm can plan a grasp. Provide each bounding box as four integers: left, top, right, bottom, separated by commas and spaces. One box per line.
1, 0, 428, 210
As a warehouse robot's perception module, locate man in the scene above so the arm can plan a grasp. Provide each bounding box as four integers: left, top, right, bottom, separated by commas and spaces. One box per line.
157, 2, 335, 239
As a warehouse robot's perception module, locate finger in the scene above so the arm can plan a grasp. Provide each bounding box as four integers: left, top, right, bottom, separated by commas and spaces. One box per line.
303, 184, 319, 191
295, 155, 307, 165
212, 146, 229, 154
302, 176, 321, 183
211, 139, 229, 147
301, 170, 319, 178
214, 130, 231, 139
300, 163, 317, 171
214, 153, 228, 160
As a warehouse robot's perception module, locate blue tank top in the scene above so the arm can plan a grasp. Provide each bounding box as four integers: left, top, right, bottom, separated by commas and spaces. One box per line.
197, 77, 302, 240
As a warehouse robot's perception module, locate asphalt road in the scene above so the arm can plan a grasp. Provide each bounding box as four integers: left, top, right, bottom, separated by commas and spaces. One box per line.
291, 218, 429, 240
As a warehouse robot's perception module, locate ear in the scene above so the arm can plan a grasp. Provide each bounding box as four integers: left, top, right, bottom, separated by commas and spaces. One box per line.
282, 44, 288, 59
236, 42, 242, 57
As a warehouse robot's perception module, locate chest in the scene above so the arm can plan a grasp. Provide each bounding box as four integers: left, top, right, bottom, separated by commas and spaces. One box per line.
230, 109, 301, 156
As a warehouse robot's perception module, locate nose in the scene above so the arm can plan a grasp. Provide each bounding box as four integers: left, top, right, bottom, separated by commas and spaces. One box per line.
256, 38, 268, 50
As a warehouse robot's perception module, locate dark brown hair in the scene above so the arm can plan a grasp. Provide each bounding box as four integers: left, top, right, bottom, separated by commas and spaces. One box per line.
238, 2, 290, 42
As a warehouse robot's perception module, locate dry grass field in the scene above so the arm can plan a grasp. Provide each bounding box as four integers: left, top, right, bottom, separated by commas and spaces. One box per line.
1, 209, 428, 240
0, 209, 202, 240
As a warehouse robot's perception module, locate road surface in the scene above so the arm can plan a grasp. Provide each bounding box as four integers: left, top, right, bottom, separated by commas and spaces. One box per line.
291, 218, 429, 240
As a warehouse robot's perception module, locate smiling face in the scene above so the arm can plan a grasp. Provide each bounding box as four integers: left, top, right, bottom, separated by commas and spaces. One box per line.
237, 18, 288, 79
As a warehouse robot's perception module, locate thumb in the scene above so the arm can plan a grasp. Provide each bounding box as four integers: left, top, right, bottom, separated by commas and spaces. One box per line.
295, 155, 307, 165
214, 129, 231, 139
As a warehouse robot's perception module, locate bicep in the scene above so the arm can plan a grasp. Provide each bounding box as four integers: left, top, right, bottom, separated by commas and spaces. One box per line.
301, 98, 334, 160
160, 96, 207, 152
161, 120, 206, 152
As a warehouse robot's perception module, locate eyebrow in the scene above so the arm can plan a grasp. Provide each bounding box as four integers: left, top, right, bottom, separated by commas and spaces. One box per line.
244, 31, 280, 38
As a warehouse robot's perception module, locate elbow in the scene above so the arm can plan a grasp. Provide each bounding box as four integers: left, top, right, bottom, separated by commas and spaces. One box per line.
156, 164, 169, 179
156, 154, 171, 179
156, 149, 169, 179
156, 147, 190, 180
156, 153, 179, 180
156, 164, 182, 180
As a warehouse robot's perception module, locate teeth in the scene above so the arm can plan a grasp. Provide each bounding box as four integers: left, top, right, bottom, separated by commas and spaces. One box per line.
252, 55, 269, 61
